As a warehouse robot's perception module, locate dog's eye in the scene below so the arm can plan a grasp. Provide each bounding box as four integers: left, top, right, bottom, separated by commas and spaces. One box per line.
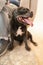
23, 9, 27, 11
18, 9, 28, 14
23, 9, 25, 10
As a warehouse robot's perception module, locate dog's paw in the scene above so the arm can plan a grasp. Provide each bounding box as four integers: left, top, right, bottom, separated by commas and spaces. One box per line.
33, 42, 37, 46
25, 46, 31, 51
30, 40, 37, 46
8, 44, 14, 51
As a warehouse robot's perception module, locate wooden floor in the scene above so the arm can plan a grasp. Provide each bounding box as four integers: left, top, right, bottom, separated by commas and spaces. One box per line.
0, 42, 38, 65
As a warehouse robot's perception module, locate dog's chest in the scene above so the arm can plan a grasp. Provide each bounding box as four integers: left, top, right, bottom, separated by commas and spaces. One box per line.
16, 26, 24, 36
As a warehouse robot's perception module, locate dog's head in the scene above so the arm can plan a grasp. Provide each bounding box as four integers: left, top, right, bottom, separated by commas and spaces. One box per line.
12, 7, 33, 26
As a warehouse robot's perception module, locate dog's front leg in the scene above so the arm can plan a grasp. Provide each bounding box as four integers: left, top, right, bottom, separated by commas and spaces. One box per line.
24, 28, 31, 51
27, 31, 37, 46
8, 40, 14, 51
24, 36, 31, 51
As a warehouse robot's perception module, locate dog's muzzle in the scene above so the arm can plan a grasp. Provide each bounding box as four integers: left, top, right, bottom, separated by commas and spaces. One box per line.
16, 15, 33, 26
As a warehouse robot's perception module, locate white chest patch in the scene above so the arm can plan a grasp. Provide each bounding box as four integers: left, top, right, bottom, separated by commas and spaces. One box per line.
16, 27, 24, 36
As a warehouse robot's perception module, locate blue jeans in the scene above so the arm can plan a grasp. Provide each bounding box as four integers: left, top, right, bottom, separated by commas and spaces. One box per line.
9, 0, 20, 7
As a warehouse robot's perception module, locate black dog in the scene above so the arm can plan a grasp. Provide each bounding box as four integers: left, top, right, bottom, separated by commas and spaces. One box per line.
8, 7, 37, 51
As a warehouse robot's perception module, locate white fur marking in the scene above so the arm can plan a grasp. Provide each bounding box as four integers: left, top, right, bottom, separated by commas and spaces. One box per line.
16, 27, 24, 36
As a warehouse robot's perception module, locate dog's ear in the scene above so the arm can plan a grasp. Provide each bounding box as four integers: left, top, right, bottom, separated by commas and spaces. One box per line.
30, 11, 33, 18
12, 9, 18, 18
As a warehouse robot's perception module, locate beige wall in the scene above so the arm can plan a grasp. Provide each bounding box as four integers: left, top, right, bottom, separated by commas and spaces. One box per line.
31, 0, 37, 20
20, 0, 30, 9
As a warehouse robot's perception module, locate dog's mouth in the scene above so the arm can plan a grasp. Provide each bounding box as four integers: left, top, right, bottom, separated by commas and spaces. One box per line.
17, 16, 33, 26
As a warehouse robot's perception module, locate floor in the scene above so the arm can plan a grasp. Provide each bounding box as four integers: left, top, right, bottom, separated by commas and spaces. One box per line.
0, 43, 38, 65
